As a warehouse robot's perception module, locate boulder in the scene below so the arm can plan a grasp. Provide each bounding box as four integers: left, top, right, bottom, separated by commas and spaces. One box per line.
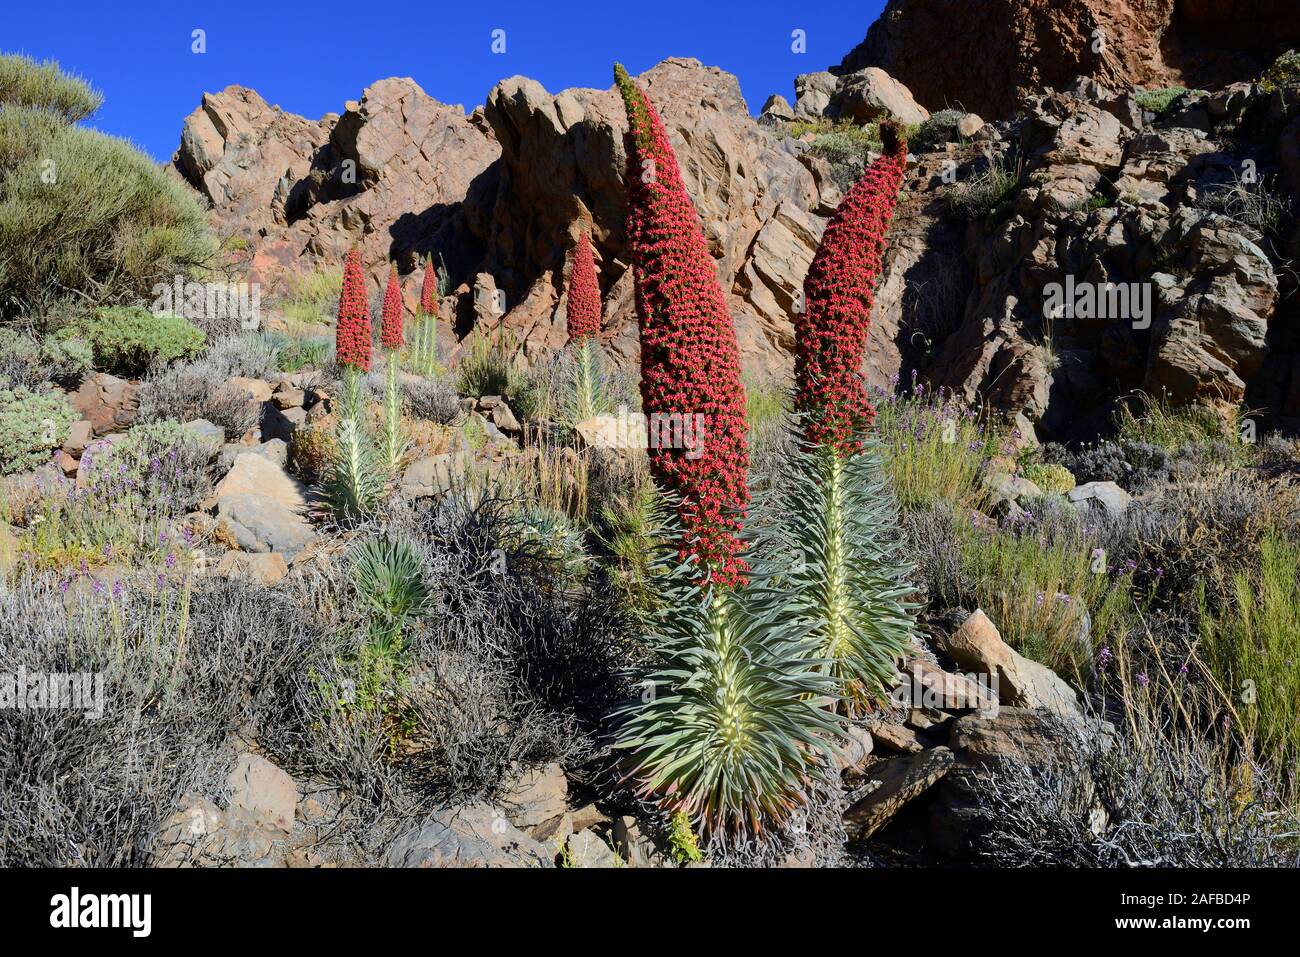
937, 610, 1082, 718
759, 93, 795, 122
225, 753, 297, 835
928, 706, 1113, 857
215, 550, 289, 586
62, 420, 93, 456
897, 657, 1000, 711
866, 718, 926, 754
400, 451, 468, 499
612, 815, 672, 868
384, 804, 553, 868
212, 455, 315, 558
182, 418, 225, 455
843, 747, 955, 841
225, 377, 273, 402
565, 829, 620, 868
215, 452, 309, 512
261, 405, 307, 443
956, 112, 986, 138
793, 71, 839, 118
502, 762, 568, 830
217, 439, 288, 474
1067, 480, 1133, 519
829, 67, 929, 125
153, 797, 281, 868
215, 494, 317, 558
69, 373, 138, 436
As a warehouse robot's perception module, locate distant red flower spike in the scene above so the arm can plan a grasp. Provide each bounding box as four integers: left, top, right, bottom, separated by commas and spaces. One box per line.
335, 246, 373, 372
795, 120, 908, 456
420, 254, 438, 316
566, 233, 601, 345
380, 264, 404, 350
615, 64, 750, 587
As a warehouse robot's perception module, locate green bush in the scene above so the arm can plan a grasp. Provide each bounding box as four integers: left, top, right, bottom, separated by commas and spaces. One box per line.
1135, 87, 1192, 114
909, 108, 966, 153
0, 328, 91, 389
800, 120, 884, 193
69, 306, 205, 376
280, 267, 343, 328
0, 55, 215, 321
1259, 50, 1300, 92
946, 159, 1019, 219
0, 54, 101, 122
1023, 462, 1076, 495
455, 329, 523, 398
1201, 533, 1300, 773
0, 386, 74, 474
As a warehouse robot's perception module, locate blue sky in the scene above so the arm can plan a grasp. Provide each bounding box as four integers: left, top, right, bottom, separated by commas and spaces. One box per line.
4, 1, 884, 161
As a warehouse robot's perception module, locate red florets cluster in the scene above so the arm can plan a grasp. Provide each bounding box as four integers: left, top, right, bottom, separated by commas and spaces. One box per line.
380, 265, 404, 350
615, 65, 750, 587
335, 246, 373, 372
794, 123, 908, 456
566, 233, 601, 345
420, 254, 438, 316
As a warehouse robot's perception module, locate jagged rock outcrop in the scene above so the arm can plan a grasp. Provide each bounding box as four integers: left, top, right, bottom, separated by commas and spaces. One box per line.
175, 60, 885, 378
916, 76, 1298, 437
792, 67, 928, 125
173, 53, 1299, 429
834, 0, 1300, 120
174, 79, 500, 304
469, 58, 834, 374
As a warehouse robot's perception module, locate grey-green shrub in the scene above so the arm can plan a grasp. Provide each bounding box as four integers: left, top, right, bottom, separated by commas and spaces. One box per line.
910, 108, 965, 153
0, 386, 74, 474
0, 54, 101, 122
0, 55, 215, 321
1135, 86, 1192, 114
0, 328, 91, 390
67, 306, 205, 376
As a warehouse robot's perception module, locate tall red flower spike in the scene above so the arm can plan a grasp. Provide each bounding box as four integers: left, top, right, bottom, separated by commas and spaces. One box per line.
335, 246, 373, 373
794, 121, 908, 456
419, 254, 438, 316
615, 64, 750, 587
566, 233, 601, 345
380, 264, 404, 350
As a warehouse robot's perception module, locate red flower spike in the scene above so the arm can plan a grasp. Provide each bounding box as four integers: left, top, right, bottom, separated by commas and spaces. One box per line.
794, 121, 908, 457
614, 64, 750, 588
566, 233, 601, 345
420, 254, 438, 316
380, 264, 404, 351
335, 246, 373, 373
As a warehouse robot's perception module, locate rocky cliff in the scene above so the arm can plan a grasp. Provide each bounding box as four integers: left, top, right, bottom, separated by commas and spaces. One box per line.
175, 60, 859, 380
174, 38, 1300, 440
834, 0, 1300, 120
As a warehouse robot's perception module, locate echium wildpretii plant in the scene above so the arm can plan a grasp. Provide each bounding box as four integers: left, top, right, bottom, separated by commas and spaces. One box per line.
610, 63, 841, 839
405, 253, 443, 377
321, 246, 385, 521
772, 119, 919, 709
379, 265, 409, 473
563, 232, 608, 423
613, 64, 750, 584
